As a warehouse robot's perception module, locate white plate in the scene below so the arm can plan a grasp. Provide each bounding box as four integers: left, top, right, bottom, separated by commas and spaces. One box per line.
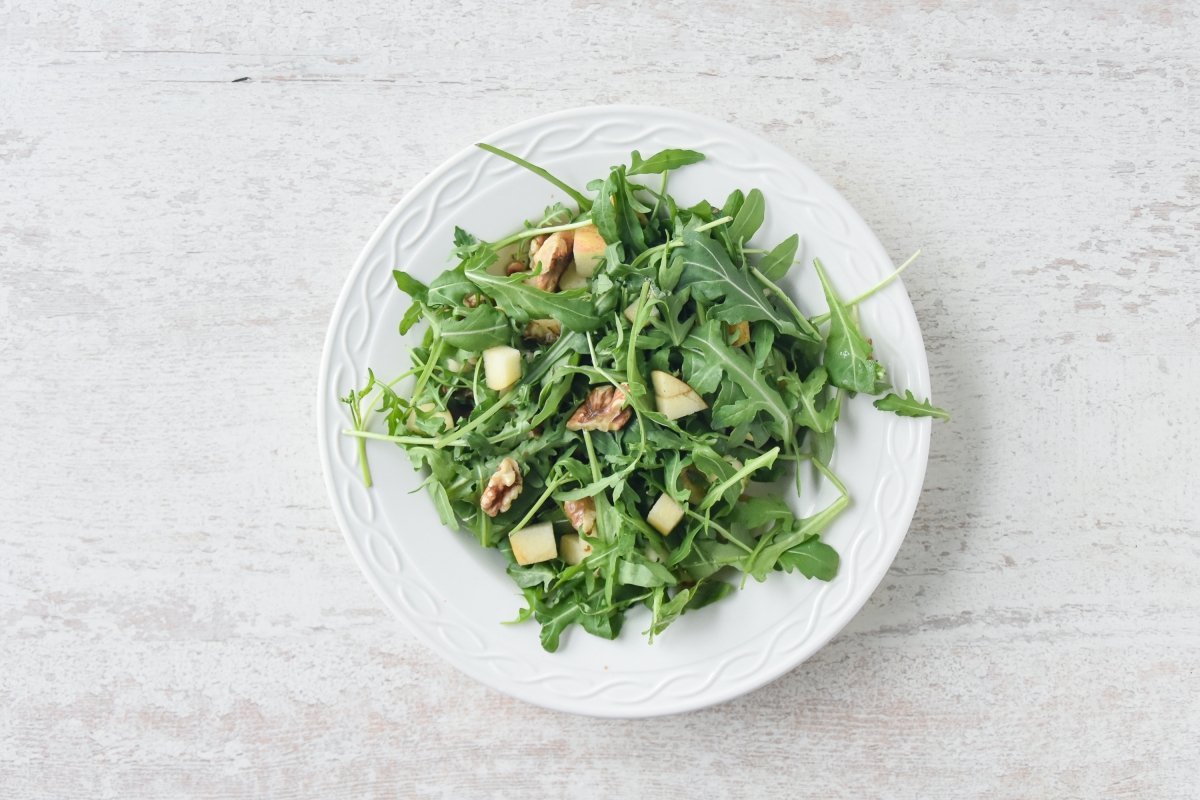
317, 106, 932, 718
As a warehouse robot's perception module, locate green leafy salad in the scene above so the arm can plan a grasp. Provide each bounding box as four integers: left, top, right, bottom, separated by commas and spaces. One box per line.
342, 145, 947, 652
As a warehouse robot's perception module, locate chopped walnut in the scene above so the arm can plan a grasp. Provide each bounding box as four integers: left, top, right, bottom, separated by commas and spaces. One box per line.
566, 384, 632, 432
522, 318, 561, 344
464, 293, 484, 309
527, 235, 547, 261
562, 497, 597, 536
680, 466, 707, 503
526, 231, 573, 292
505, 261, 527, 276
480, 457, 522, 517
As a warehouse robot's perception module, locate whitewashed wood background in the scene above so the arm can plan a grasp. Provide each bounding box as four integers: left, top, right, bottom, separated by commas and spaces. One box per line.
3, 1, 1198, 797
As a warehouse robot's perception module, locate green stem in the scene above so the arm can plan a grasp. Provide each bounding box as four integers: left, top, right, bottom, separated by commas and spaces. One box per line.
627, 216, 733, 271
492, 218, 595, 251
811, 456, 850, 498
435, 390, 515, 448
682, 508, 753, 553
342, 429, 468, 447
695, 215, 733, 232
356, 438, 372, 487
750, 266, 821, 341
582, 430, 601, 482
809, 249, 922, 326
697, 447, 780, 512
649, 172, 668, 222
360, 370, 419, 429
476, 143, 593, 211
510, 473, 568, 533
409, 338, 445, 406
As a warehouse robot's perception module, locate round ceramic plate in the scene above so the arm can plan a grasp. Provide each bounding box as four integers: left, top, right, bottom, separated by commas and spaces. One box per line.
317, 106, 931, 718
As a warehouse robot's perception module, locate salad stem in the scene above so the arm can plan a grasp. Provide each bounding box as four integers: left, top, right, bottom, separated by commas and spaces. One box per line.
492, 218, 595, 251
750, 266, 821, 341
476, 143, 593, 211
809, 249, 922, 326
342, 429, 468, 447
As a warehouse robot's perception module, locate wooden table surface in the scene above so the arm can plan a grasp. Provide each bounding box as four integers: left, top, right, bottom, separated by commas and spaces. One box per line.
3, 2, 1198, 797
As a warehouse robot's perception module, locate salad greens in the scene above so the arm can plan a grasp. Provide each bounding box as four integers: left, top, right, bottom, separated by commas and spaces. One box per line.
342, 146, 947, 652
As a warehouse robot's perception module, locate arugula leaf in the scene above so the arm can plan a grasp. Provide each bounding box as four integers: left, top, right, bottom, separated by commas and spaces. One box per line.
682, 346, 723, 395
466, 267, 603, 331
613, 167, 647, 254
426, 267, 477, 308
776, 538, 839, 580
727, 188, 765, 245
591, 170, 621, 246
676, 231, 804, 338
393, 269, 429, 301
647, 587, 690, 639
874, 390, 950, 420
809, 423, 837, 466
747, 493, 848, 581
681, 321, 793, 442
684, 198, 715, 222
451, 226, 482, 259
720, 189, 744, 221
398, 302, 424, 335
617, 558, 677, 588
696, 448, 779, 512
686, 580, 734, 610
788, 366, 839, 433
627, 148, 706, 176
579, 607, 622, 640
537, 600, 582, 653
813, 258, 886, 394
508, 561, 557, 590
728, 496, 794, 530
522, 331, 587, 386
439, 305, 512, 352
757, 234, 799, 281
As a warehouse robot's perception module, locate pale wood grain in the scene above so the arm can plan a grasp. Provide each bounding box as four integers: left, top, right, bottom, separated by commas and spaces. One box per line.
2, 1, 1198, 797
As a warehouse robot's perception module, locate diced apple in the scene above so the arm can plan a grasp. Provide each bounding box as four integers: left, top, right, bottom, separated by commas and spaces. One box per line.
406, 402, 453, 432
558, 262, 588, 291
572, 224, 606, 277
482, 345, 522, 391
623, 299, 661, 325
646, 493, 685, 535
650, 370, 708, 420
558, 533, 593, 566
510, 522, 558, 566
727, 321, 750, 347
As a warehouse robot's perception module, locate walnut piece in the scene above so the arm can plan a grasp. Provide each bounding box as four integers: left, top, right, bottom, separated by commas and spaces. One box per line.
566, 384, 632, 432
562, 497, 597, 536
505, 261, 527, 276
527, 235, 547, 261
480, 457, 522, 517
522, 318, 561, 344
526, 231, 573, 293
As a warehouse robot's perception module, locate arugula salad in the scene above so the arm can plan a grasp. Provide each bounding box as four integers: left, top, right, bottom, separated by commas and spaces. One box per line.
342, 145, 946, 652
